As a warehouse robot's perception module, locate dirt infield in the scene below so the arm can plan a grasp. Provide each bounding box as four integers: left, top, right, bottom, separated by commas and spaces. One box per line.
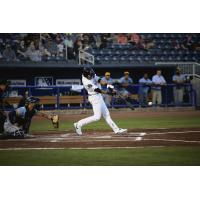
1, 110, 200, 149
34, 109, 200, 121
0, 128, 200, 149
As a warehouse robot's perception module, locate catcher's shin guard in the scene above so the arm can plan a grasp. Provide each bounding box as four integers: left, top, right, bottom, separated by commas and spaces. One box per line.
12, 129, 25, 137
5, 128, 25, 138
4, 120, 25, 138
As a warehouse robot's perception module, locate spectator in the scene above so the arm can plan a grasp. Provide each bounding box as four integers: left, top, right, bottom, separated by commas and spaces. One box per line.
181, 35, 194, 50
17, 40, 27, 60
74, 36, 83, 59
100, 33, 111, 49
82, 34, 90, 49
129, 33, 141, 45
128, 34, 146, 49
117, 34, 128, 44
24, 41, 42, 62
118, 71, 133, 98
138, 73, 152, 107
111, 34, 118, 44
100, 72, 114, 107
56, 33, 62, 44
57, 41, 64, 58
3, 44, 16, 61
88, 34, 96, 47
40, 33, 51, 45
151, 70, 166, 106
45, 38, 58, 58
94, 34, 101, 48
63, 34, 74, 60
172, 68, 186, 105
39, 41, 51, 60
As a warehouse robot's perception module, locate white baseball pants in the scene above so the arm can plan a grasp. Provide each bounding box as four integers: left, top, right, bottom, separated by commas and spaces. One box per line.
77, 94, 119, 133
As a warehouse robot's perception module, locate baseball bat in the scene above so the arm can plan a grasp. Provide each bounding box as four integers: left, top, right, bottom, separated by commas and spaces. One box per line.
116, 92, 135, 110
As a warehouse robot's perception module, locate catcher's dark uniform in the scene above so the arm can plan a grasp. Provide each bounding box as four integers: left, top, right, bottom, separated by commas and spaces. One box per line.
0, 88, 7, 133
8, 106, 38, 134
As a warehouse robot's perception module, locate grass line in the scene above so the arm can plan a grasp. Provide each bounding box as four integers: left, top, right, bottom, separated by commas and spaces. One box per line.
1, 147, 200, 166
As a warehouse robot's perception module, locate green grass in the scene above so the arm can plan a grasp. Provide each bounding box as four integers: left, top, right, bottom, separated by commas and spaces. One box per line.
1, 147, 200, 165
31, 115, 200, 132
1, 113, 199, 166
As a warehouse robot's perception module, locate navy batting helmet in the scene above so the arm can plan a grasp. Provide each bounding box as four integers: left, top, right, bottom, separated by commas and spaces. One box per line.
82, 67, 95, 79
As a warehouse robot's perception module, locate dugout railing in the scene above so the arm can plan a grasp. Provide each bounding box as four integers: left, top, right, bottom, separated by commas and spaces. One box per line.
5, 83, 196, 110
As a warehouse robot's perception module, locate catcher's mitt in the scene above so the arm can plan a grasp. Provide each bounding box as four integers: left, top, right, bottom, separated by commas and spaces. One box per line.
51, 115, 59, 128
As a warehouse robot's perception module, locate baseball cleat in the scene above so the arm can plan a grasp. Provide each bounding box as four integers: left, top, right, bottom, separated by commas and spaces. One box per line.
115, 128, 127, 134
74, 123, 82, 135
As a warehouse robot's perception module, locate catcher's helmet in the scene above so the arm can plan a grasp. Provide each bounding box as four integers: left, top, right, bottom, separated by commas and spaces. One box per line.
25, 96, 40, 104
82, 67, 95, 79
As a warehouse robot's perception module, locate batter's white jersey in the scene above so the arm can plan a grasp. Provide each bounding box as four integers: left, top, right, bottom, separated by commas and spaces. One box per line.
78, 74, 120, 133
82, 74, 101, 95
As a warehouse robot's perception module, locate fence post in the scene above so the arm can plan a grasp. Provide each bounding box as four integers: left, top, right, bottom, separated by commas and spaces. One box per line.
65, 45, 68, 61
190, 84, 193, 106
78, 49, 95, 65
28, 86, 32, 96
57, 87, 60, 110
192, 63, 195, 77
192, 89, 197, 107
78, 51, 81, 65
165, 85, 168, 107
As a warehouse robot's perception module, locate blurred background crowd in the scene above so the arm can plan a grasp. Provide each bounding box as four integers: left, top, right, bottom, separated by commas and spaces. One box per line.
0, 33, 200, 63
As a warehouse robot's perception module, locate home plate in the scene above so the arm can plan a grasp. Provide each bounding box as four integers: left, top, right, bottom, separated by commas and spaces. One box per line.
129, 132, 146, 137
50, 139, 59, 142
91, 136, 112, 139
60, 134, 71, 137
135, 137, 142, 141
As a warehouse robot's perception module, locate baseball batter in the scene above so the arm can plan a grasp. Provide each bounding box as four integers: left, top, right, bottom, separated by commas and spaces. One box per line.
74, 67, 127, 135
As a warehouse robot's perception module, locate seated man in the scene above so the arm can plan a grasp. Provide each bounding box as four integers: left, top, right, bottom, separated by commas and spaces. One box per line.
3, 96, 58, 138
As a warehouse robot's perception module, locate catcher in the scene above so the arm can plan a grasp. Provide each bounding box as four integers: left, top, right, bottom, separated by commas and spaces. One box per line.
3, 96, 59, 138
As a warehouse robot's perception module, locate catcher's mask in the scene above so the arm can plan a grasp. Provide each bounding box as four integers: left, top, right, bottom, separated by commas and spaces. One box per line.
82, 66, 95, 79
25, 96, 41, 110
